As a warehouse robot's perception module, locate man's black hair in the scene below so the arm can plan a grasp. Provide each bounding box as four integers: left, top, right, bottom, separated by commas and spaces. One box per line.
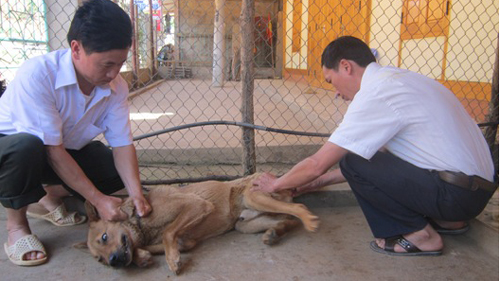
0, 79, 5, 97
67, 0, 132, 54
321, 36, 376, 70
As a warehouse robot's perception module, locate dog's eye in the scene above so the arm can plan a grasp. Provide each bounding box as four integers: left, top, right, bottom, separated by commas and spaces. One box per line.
102, 233, 108, 242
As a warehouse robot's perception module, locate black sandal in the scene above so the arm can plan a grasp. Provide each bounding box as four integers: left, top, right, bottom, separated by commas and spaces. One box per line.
428, 219, 470, 235
370, 235, 442, 256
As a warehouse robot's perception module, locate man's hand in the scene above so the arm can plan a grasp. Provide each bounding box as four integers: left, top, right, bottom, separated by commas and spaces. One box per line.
290, 182, 319, 197
251, 172, 278, 193
131, 195, 152, 217
112, 145, 152, 217
95, 195, 127, 221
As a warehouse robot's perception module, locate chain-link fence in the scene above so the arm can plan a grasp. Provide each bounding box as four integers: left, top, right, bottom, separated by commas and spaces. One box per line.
0, 0, 498, 184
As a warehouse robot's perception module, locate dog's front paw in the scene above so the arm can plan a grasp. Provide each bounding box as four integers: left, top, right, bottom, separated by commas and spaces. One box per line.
167, 259, 182, 275
166, 252, 182, 275
306, 214, 320, 232
298, 205, 320, 232
133, 248, 154, 267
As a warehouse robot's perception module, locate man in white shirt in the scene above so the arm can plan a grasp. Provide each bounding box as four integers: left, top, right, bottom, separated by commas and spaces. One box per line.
0, 0, 151, 266
252, 36, 496, 256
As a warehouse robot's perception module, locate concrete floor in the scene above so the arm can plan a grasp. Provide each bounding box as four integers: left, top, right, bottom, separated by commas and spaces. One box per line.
0, 184, 498, 281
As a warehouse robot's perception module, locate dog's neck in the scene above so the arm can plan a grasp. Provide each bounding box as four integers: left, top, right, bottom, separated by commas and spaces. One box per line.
122, 215, 146, 247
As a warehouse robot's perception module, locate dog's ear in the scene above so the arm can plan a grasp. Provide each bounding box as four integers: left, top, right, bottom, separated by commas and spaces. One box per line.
84, 200, 100, 222
120, 199, 136, 219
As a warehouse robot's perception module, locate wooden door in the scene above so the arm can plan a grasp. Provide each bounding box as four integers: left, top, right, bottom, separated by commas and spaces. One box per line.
401, 0, 450, 40
307, 0, 328, 88
399, 0, 450, 79
304, 0, 371, 89
337, 0, 371, 42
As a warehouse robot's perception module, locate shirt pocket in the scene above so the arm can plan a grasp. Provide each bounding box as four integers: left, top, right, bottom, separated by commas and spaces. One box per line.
66, 124, 105, 150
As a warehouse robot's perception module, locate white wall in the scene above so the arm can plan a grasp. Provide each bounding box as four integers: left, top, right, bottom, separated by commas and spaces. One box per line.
369, 0, 498, 82
446, 0, 499, 82
368, 0, 403, 67
283, 0, 499, 83
401, 37, 446, 79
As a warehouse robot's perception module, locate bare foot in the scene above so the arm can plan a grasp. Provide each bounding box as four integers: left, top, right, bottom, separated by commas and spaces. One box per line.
39, 184, 70, 211
29, 185, 85, 225
6, 208, 46, 261
38, 195, 63, 212
375, 224, 443, 253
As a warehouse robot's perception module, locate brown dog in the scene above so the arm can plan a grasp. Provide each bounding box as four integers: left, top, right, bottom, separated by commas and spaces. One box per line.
84, 173, 320, 274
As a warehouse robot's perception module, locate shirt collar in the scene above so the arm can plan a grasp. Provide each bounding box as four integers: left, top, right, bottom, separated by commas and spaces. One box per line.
359, 62, 382, 91
55, 48, 116, 96
55, 49, 78, 90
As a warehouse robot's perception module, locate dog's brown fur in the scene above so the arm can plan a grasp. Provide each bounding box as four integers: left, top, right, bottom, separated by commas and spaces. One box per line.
84, 173, 319, 274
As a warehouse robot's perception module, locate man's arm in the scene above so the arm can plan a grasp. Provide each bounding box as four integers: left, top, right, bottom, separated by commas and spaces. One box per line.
112, 144, 151, 217
252, 142, 349, 193
45, 145, 126, 221
290, 168, 346, 197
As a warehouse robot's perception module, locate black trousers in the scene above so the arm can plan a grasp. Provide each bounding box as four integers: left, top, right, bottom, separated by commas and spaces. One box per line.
339, 152, 495, 238
0, 133, 124, 209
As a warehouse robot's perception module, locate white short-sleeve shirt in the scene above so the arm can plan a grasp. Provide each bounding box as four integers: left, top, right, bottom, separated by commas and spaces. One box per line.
329, 63, 494, 181
0, 49, 133, 150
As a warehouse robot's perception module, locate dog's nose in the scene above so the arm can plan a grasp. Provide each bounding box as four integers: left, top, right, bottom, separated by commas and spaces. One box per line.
109, 252, 128, 267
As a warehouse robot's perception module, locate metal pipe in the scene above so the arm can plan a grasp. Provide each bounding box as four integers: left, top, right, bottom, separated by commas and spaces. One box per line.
211, 0, 226, 87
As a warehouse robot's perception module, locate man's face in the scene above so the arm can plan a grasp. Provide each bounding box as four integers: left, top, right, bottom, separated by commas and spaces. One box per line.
72, 41, 129, 87
322, 60, 358, 101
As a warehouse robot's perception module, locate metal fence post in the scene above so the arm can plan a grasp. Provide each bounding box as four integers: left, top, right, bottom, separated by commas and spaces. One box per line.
148, 0, 157, 79
241, 0, 256, 175
212, 0, 226, 87
129, 0, 139, 88
485, 37, 499, 175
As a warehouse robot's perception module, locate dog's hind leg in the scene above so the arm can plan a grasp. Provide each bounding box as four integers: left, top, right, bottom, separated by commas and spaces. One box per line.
236, 213, 300, 245
262, 218, 300, 245
243, 190, 319, 232
162, 196, 214, 274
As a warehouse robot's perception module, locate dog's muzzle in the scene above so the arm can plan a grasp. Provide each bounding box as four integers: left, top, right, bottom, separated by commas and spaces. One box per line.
108, 234, 131, 267
109, 251, 129, 267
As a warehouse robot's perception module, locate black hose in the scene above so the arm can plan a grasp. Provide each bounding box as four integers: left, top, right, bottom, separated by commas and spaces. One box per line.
133, 120, 331, 141
134, 120, 499, 142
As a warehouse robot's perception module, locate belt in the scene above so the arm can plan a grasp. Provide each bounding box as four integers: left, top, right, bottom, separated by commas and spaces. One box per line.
438, 171, 498, 193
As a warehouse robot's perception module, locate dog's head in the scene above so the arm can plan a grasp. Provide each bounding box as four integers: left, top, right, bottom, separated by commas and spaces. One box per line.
84, 201, 136, 268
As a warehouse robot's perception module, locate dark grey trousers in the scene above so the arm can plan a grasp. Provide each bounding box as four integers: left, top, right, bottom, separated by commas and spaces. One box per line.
0, 133, 124, 209
339, 152, 495, 238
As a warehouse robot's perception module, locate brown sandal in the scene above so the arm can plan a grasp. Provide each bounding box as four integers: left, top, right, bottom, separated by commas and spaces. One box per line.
27, 203, 87, 227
